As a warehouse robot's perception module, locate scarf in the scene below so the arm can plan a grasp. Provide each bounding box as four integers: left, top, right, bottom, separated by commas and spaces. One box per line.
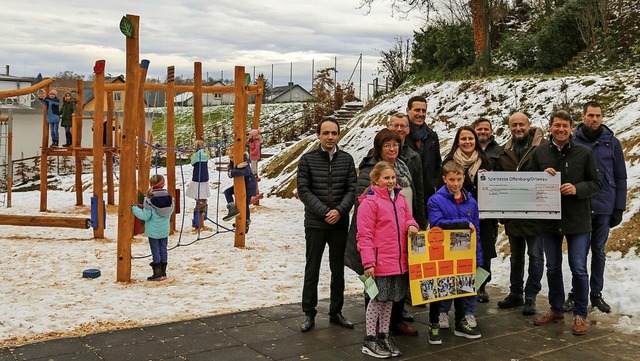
512, 132, 533, 161
582, 125, 603, 142
409, 122, 428, 150
452, 148, 482, 183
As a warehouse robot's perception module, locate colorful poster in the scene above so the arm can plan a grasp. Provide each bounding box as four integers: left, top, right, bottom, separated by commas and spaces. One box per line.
408, 227, 477, 305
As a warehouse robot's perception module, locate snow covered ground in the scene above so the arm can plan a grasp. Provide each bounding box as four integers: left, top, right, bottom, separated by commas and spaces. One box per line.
2, 70, 640, 347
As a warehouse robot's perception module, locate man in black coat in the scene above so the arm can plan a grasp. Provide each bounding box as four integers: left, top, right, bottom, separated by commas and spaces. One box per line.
406, 96, 442, 219
297, 119, 357, 332
496, 112, 547, 315
529, 110, 602, 336
472, 117, 500, 303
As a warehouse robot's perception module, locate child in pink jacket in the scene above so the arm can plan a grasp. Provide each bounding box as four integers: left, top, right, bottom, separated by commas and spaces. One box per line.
357, 161, 419, 358
248, 128, 261, 177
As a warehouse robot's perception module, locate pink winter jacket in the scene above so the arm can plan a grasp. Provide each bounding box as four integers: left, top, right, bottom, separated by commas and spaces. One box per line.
249, 139, 261, 161
356, 186, 418, 276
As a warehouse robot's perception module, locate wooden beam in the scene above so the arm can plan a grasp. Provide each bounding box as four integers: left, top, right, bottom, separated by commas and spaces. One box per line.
233, 66, 248, 248
92, 60, 106, 239
74, 79, 84, 206
194, 62, 203, 140
0, 215, 91, 229
117, 13, 139, 283
165, 66, 177, 233
0, 78, 55, 98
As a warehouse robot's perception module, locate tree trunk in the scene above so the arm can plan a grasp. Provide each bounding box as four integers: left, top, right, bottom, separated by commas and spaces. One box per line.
471, 0, 491, 75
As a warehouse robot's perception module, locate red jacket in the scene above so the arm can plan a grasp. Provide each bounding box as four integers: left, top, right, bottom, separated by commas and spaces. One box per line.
357, 186, 418, 276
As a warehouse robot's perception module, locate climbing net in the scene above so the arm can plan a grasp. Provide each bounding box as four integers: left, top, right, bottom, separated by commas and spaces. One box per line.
132, 134, 235, 259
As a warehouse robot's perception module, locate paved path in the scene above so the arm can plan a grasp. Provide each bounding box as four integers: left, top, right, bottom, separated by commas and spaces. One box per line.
1, 288, 638, 360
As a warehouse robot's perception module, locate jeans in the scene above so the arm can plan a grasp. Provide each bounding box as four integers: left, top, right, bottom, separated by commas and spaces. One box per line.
301, 227, 347, 317
149, 237, 168, 263
49, 121, 59, 144
440, 295, 476, 316
589, 215, 611, 294
508, 235, 544, 300
542, 232, 590, 317
64, 126, 72, 145
224, 186, 251, 219
430, 298, 465, 324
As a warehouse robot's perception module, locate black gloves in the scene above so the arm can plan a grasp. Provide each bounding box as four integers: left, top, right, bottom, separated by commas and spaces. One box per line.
609, 209, 624, 228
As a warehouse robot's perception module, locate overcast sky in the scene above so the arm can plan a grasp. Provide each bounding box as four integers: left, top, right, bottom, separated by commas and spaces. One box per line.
1, 0, 424, 97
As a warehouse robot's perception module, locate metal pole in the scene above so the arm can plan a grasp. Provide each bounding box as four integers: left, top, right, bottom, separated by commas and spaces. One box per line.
359, 53, 362, 101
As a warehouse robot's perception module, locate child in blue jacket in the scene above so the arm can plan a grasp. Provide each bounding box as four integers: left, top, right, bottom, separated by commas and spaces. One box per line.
38, 89, 60, 147
132, 174, 175, 281
426, 161, 483, 344
223, 152, 257, 233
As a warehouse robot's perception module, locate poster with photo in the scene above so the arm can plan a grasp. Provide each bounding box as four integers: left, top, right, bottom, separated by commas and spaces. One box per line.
408, 227, 477, 305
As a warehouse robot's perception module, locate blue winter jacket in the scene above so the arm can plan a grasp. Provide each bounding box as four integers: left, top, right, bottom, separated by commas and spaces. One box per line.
229, 157, 257, 197
427, 185, 483, 266
574, 124, 627, 215
132, 189, 174, 239
190, 149, 210, 182
39, 97, 60, 123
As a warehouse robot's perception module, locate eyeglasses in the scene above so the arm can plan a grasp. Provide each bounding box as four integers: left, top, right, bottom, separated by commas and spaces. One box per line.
390, 124, 408, 129
382, 143, 400, 149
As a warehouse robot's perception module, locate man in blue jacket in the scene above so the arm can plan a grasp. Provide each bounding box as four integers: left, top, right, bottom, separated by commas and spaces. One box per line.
564, 101, 627, 314
297, 119, 357, 332
529, 110, 602, 336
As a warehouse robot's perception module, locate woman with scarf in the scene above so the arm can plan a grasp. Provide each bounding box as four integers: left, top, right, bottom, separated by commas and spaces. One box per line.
437, 125, 493, 330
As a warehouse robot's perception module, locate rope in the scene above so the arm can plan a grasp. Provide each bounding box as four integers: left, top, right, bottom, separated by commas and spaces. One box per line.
131, 134, 235, 259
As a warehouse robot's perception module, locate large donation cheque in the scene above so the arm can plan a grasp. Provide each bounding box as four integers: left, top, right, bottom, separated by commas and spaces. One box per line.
408, 227, 478, 306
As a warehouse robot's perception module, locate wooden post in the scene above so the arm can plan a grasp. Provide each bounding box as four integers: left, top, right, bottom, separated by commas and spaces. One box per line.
92, 60, 106, 239
0, 113, 12, 207
137, 60, 150, 194
0, 214, 91, 229
194, 62, 204, 140
117, 14, 140, 283
166, 66, 177, 232
106, 91, 115, 205
39, 86, 50, 212
74, 79, 84, 206
252, 76, 264, 130
232, 66, 248, 248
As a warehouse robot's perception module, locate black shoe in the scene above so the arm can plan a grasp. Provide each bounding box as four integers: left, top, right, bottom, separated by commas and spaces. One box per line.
300, 315, 315, 332
477, 288, 489, 303
563, 292, 575, 313
329, 313, 354, 329
497, 294, 524, 309
522, 299, 536, 315
591, 292, 611, 313
402, 308, 414, 322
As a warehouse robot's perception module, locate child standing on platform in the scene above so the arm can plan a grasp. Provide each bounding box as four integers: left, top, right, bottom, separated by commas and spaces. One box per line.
132, 174, 174, 281
186, 140, 211, 227
426, 161, 483, 345
38, 89, 60, 147
59, 92, 76, 147
357, 161, 419, 358
248, 128, 262, 177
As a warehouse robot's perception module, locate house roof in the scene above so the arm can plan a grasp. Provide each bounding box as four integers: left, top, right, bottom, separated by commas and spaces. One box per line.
83, 75, 126, 105
270, 83, 312, 101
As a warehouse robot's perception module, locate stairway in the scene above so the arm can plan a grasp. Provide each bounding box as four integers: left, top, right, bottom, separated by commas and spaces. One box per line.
331, 102, 364, 126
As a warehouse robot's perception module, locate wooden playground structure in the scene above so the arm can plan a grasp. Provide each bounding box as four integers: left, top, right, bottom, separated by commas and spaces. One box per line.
0, 14, 265, 283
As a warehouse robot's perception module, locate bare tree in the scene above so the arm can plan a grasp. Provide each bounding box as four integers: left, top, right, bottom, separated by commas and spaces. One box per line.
378, 36, 412, 89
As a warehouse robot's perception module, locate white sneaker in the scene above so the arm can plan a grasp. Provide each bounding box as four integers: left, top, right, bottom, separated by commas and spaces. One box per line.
438, 312, 450, 329
465, 314, 477, 328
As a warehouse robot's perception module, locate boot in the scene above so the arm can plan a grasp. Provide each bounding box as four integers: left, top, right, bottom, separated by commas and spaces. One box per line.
147, 262, 162, 281
223, 202, 240, 221
160, 262, 168, 281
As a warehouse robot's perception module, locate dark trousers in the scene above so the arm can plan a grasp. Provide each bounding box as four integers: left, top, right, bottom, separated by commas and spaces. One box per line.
429, 298, 465, 324
302, 227, 347, 317
508, 235, 544, 300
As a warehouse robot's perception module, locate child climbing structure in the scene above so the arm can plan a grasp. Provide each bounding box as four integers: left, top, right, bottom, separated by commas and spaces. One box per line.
115, 14, 264, 282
